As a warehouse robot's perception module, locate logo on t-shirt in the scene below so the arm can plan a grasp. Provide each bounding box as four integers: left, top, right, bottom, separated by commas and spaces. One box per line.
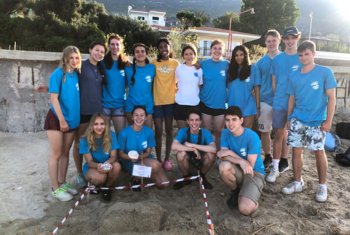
240, 148, 247, 157
311, 81, 319, 90
120, 70, 125, 77
194, 72, 198, 77
76, 83, 79, 91
245, 77, 250, 83
159, 65, 170, 74
220, 70, 226, 77
291, 65, 299, 71
145, 75, 152, 83
141, 141, 148, 149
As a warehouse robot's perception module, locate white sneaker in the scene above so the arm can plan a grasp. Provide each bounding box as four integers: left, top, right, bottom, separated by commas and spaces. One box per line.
315, 185, 328, 202
52, 188, 73, 201
60, 182, 78, 195
266, 169, 280, 183
282, 179, 304, 195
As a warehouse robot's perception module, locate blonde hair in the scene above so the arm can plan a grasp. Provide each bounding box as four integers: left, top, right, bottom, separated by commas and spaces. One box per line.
61, 46, 82, 82
84, 113, 111, 153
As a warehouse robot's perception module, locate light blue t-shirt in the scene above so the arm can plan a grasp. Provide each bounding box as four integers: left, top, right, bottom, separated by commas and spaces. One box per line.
125, 64, 155, 114
101, 60, 126, 109
118, 125, 156, 154
287, 65, 337, 126
176, 127, 214, 145
49, 67, 80, 129
227, 64, 260, 117
80, 131, 119, 176
256, 54, 275, 106
221, 128, 265, 175
200, 59, 229, 109
271, 52, 301, 111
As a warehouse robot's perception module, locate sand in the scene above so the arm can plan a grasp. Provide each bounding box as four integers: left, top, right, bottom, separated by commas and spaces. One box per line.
1, 115, 350, 234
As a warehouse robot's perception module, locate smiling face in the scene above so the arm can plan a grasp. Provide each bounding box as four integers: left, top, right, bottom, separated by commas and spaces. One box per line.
134, 46, 147, 64
158, 41, 170, 60
93, 116, 106, 137
225, 114, 244, 134
265, 35, 280, 54
109, 38, 122, 57
67, 52, 81, 71
210, 43, 224, 61
183, 48, 196, 65
283, 35, 299, 52
234, 49, 245, 66
187, 113, 201, 132
89, 44, 105, 64
132, 107, 146, 127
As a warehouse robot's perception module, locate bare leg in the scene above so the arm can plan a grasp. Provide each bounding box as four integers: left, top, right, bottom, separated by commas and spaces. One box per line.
273, 128, 285, 160
85, 169, 107, 186
176, 120, 187, 130
111, 116, 126, 134
47, 130, 63, 190
201, 113, 213, 131
164, 117, 174, 161
238, 197, 259, 216
145, 114, 153, 129
201, 153, 215, 174
314, 150, 327, 184
58, 131, 75, 184
243, 115, 255, 129
292, 147, 303, 181
281, 129, 290, 159
73, 123, 88, 174
213, 115, 224, 150
106, 162, 122, 187
143, 158, 169, 188
154, 117, 164, 162
261, 131, 271, 155
176, 151, 190, 175
218, 161, 239, 190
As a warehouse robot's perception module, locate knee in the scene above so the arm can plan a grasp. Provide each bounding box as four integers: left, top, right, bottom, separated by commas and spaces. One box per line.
111, 162, 121, 173
176, 152, 187, 162
238, 203, 256, 216
151, 160, 162, 172
219, 162, 232, 177
89, 175, 106, 186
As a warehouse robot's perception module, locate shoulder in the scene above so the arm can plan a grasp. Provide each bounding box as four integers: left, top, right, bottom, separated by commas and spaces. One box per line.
51, 67, 64, 77
201, 128, 211, 135
170, 58, 180, 66
244, 128, 259, 139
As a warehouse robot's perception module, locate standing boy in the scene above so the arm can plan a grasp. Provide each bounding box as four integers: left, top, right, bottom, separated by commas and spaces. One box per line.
282, 40, 336, 202
266, 26, 302, 183
218, 106, 265, 215
256, 29, 281, 168
171, 109, 216, 190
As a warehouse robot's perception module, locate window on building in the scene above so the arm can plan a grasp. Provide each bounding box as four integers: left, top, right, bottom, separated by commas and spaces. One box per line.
152, 16, 159, 20
137, 16, 145, 21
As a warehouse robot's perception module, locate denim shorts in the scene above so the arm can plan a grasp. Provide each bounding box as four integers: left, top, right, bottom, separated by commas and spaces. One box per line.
102, 107, 125, 117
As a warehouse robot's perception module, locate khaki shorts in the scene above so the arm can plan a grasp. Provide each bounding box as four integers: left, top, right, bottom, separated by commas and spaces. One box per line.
232, 164, 265, 204
258, 102, 272, 132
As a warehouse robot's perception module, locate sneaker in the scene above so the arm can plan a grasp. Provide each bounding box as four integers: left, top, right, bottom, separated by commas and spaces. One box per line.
315, 185, 327, 202
201, 174, 213, 190
60, 182, 78, 195
131, 179, 142, 192
226, 189, 239, 209
173, 178, 192, 190
263, 155, 273, 170
279, 158, 290, 173
266, 169, 280, 183
75, 174, 87, 188
52, 187, 73, 202
282, 179, 304, 195
162, 160, 173, 171
101, 188, 112, 202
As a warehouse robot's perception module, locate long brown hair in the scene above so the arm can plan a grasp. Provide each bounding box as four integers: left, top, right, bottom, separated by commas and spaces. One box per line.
104, 34, 129, 70
84, 113, 111, 153
228, 45, 251, 82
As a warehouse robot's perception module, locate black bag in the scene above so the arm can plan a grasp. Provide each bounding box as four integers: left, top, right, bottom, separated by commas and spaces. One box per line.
335, 147, 350, 167
335, 122, 350, 140
186, 128, 203, 170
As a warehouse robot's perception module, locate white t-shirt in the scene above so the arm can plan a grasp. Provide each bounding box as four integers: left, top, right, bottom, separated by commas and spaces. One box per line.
175, 64, 203, 105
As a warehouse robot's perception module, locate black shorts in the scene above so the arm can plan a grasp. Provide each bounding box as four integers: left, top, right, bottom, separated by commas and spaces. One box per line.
174, 103, 199, 121
80, 114, 93, 124
199, 102, 225, 116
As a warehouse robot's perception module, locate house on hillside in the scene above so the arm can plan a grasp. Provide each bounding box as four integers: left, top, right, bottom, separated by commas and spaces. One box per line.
128, 6, 166, 27
152, 26, 260, 58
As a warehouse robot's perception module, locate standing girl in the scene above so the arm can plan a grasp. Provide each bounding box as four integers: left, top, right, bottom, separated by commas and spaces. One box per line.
199, 39, 229, 149
174, 43, 203, 129
80, 113, 122, 202
101, 34, 129, 134
44, 46, 81, 201
152, 38, 179, 170
73, 42, 106, 188
125, 43, 155, 128
227, 45, 260, 129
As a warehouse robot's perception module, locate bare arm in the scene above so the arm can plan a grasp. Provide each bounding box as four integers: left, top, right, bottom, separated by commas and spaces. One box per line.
50, 93, 69, 131
272, 75, 276, 94
171, 139, 195, 152
321, 88, 336, 132
217, 148, 254, 175
184, 141, 217, 154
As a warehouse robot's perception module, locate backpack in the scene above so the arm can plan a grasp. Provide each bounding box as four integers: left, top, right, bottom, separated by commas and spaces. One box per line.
335, 122, 350, 140
324, 132, 341, 153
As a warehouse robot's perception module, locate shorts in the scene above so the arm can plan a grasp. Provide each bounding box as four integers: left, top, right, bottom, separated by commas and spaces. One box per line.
174, 103, 200, 121
153, 104, 174, 119
258, 102, 272, 132
80, 114, 93, 124
199, 102, 225, 116
231, 164, 265, 204
44, 109, 76, 132
120, 154, 155, 174
102, 107, 125, 117
272, 109, 288, 129
287, 118, 325, 151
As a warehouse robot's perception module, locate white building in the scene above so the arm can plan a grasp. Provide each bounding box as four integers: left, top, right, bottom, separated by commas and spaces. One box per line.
128, 6, 166, 27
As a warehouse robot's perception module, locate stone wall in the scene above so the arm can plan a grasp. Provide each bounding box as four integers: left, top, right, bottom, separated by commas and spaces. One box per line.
0, 49, 349, 133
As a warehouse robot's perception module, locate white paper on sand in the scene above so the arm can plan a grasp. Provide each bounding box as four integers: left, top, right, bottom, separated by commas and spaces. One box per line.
132, 165, 152, 178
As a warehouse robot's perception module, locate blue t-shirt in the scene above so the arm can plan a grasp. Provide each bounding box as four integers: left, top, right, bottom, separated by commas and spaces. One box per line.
125, 64, 155, 114
176, 127, 214, 145
80, 131, 119, 175
220, 128, 265, 175
79, 60, 103, 115
287, 65, 337, 126
271, 52, 301, 111
227, 64, 260, 117
49, 67, 80, 129
101, 60, 126, 109
118, 125, 156, 155
256, 54, 274, 106
200, 59, 229, 109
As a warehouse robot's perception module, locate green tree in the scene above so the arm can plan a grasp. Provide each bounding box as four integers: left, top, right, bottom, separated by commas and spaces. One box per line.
176, 10, 202, 29
212, 12, 241, 30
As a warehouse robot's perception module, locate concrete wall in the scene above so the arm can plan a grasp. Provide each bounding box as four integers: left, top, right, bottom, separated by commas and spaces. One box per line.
1, 49, 350, 133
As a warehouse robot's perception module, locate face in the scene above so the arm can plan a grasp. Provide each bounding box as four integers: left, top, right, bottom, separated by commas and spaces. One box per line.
132, 108, 146, 126
298, 48, 315, 66
158, 41, 170, 59
210, 43, 224, 61
134, 46, 147, 63
89, 45, 105, 63
93, 117, 106, 137
283, 35, 299, 50
234, 50, 245, 65
67, 52, 80, 70
186, 113, 201, 131
183, 48, 196, 64
109, 38, 122, 57
225, 115, 243, 133
265, 35, 280, 53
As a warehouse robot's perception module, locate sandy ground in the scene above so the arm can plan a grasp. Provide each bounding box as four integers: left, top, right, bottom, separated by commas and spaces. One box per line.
1, 115, 350, 234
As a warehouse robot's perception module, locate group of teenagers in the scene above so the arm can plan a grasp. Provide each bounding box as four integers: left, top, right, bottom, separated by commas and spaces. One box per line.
44, 25, 336, 216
